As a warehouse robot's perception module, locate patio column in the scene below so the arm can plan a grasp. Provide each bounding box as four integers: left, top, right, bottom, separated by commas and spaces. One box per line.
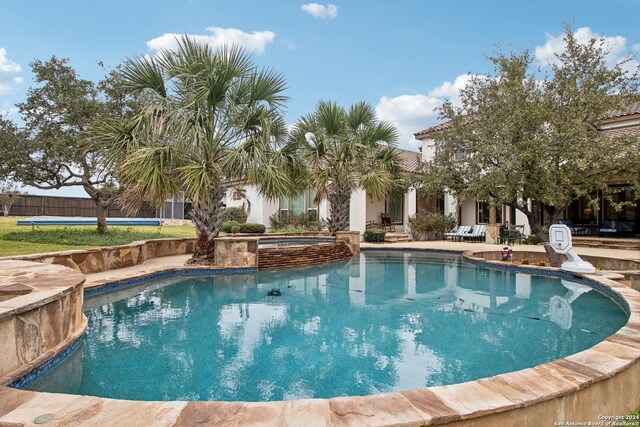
407, 187, 417, 224
486, 199, 500, 244
349, 188, 367, 234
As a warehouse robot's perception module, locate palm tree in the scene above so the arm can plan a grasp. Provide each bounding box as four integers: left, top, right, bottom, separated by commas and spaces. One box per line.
95, 36, 300, 262
289, 101, 402, 235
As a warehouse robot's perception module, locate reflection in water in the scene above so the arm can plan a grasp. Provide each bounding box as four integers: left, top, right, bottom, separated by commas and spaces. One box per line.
26, 252, 628, 402
548, 280, 593, 329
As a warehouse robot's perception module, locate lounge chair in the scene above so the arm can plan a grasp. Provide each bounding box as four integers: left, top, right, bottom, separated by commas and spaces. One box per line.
464, 224, 486, 242
380, 213, 396, 232
444, 225, 471, 241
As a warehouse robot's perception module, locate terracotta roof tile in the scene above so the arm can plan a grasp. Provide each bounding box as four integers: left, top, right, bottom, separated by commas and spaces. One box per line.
414, 103, 640, 139
395, 147, 421, 173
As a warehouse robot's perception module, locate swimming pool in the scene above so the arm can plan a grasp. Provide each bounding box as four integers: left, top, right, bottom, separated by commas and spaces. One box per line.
25, 251, 628, 402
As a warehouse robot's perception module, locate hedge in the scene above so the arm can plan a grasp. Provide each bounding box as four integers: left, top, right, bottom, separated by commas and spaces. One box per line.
222, 220, 241, 233
239, 223, 266, 233
221, 207, 247, 223
364, 228, 386, 243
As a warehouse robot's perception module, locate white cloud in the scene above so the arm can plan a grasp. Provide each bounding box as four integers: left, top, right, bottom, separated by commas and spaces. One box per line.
633, 43, 640, 52
301, 3, 338, 19
375, 73, 479, 150
0, 48, 21, 73
428, 74, 477, 107
535, 27, 639, 72
376, 94, 441, 150
0, 48, 22, 94
147, 27, 276, 55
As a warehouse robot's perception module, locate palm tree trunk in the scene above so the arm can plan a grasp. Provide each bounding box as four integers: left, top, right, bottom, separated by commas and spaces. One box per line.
328, 182, 351, 235
189, 186, 225, 263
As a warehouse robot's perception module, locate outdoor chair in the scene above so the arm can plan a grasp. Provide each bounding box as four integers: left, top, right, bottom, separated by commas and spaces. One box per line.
501, 224, 526, 244
380, 213, 396, 232
464, 224, 486, 242
599, 220, 636, 237
365, 220, 379, 229
444, 225, 471, 241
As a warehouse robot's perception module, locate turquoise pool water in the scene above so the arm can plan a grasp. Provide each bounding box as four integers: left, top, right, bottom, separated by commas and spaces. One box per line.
26, 251, 628, 402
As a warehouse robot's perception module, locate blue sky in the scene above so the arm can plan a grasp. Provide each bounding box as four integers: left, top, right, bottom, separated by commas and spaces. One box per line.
1, 0, 639, 197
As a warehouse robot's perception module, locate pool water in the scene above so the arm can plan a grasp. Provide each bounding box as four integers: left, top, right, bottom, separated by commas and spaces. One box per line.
26, 251, 628, 402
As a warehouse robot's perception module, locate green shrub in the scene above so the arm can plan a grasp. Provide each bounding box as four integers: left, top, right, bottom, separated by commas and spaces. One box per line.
364, 228, 386, 243
269, 211, 322, 231
222, 220, 241, 233
230, 225, 240, 234
526, 234, 540, 245
408, 212, 457, 241
221, 207, 247, 223
239, 223, 266, 233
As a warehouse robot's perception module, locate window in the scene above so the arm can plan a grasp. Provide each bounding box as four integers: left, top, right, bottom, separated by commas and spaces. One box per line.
280, 190, 319, 220
477, 201, 503, 224
307, 189, 318, 221
385, 193, 404, 223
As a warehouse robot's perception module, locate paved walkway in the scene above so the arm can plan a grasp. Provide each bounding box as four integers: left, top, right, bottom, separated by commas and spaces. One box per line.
84, 241, 639, 289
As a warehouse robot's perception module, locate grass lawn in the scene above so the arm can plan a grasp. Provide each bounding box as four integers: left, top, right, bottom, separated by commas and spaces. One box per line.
0, 216, 196, 257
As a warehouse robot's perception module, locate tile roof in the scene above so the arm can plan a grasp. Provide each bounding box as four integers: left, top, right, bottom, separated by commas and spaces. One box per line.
395, 147, 421, 173
599, 124, 640, 138
605, 101, 640, 120
413, 102, 640, 138
413, 121, 451, 138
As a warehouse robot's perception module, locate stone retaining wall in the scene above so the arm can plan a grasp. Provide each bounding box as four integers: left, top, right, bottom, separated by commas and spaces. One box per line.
2, 238, 196, 275
0, 261, 86, 385
474, 249, 640, 271
258, 242, 354, 270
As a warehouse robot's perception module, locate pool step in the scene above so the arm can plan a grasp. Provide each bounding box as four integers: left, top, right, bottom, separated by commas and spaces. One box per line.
384, 233, 412, 243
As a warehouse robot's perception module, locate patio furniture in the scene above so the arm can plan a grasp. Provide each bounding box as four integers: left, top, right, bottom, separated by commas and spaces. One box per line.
444, 225, 471, 241
500, 224, 526, 244
558, 219, 587, 236
380, 213, 396, 232
464, 224, 486, 242
599, 220, 636, 237
365, 220, 379, 229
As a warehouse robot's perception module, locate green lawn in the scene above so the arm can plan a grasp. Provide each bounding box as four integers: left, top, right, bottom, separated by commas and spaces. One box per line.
0, 216, 196, 257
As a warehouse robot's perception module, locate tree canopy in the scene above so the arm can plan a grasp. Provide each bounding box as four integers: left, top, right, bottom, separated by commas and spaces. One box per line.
289, 100, 402, 234
417, 27, 640, 263
95, 36, 298, 261
0, 57, 136, 233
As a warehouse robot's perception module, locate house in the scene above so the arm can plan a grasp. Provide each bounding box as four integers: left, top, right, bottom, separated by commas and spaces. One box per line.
413, 102, 640, 237
224, 147, 425, 235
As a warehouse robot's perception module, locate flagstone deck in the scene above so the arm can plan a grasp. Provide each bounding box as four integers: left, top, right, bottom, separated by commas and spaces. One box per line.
0, 240, 638, 426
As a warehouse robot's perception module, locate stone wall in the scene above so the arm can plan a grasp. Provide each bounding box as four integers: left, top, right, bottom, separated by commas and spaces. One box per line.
472, 250, 640, 270
0, 261, 86, 385
2, 238, 196, 275
258, 242, 354, 270
213, 237, 258, 268
335, 231, 361, 255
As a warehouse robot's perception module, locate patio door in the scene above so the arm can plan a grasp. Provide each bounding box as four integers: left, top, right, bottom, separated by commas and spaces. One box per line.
385, 194, 403, 224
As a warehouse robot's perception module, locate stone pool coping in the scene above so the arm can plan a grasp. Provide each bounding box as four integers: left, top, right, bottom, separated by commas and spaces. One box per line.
0, 247, 639, 426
